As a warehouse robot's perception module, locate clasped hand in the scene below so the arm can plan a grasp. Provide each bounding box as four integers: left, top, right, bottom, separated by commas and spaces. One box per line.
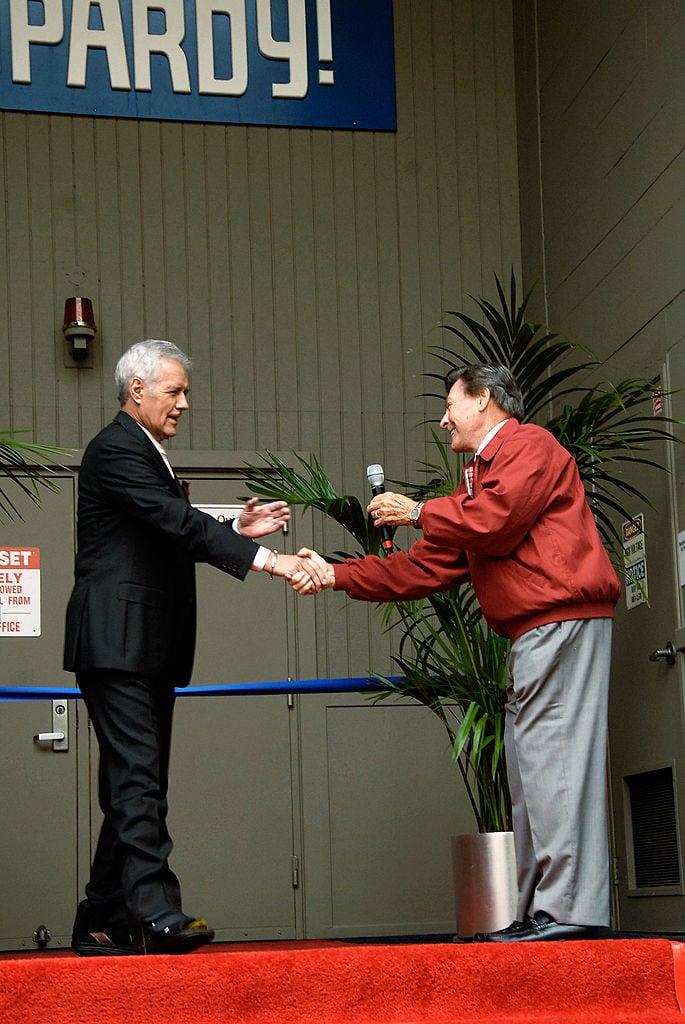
282, 492, 416, 596
286, 548, 334, 594
270, 548, 333, 593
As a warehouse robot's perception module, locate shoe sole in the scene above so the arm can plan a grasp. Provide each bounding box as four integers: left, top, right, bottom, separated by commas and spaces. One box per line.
132, 928, 215, 955
74, 943, 135, 956
73, 931, 134, 956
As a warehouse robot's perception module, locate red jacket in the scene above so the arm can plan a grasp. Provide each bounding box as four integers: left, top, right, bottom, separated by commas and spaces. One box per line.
333, 419, 621, 642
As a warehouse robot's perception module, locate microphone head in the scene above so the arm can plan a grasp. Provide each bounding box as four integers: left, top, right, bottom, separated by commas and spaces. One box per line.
366, 464, 385, 488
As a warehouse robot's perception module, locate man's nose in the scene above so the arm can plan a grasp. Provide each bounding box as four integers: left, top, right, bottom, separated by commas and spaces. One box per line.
439, 412, 449, 429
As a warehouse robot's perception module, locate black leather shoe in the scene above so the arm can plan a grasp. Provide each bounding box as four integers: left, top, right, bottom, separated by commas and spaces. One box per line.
72, 901, 134, 956
132, 914, 215, 955
473, 919, 528, 942
73, 928, 135, 956
488, 910, 598, 942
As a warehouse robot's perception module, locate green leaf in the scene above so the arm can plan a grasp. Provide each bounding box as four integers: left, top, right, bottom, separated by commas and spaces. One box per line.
0, 432, 74, 522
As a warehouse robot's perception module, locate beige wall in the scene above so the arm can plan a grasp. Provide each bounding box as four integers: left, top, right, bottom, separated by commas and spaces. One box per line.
2, 0, 680, 678
514, 0, 684, 929
515, 0, 683, 375
0, 0, 522, 680
2, 0, 683, 937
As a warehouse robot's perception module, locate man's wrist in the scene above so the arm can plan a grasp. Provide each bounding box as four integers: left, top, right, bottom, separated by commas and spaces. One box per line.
409, 502, 424, 528
249, 545, 270, 572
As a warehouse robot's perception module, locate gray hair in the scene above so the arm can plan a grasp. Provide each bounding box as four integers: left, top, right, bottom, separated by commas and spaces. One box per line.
445, 363, 525, 419
114, 340, 192, 404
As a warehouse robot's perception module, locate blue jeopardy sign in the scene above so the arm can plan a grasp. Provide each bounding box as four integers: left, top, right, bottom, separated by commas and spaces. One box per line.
0, 1, 396, 130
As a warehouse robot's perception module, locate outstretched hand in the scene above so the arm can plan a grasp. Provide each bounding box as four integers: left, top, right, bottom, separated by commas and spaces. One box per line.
238, 497, 290, 538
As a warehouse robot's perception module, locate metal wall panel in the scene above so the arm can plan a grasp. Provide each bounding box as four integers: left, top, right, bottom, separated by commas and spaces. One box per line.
0, 0, 521, 680
514, 0, 684, 933
524, 0, 683, 369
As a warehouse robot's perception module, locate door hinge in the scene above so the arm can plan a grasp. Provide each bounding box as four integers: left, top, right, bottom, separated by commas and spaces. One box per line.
612, 856, 620, 887
291, 854, 300, 888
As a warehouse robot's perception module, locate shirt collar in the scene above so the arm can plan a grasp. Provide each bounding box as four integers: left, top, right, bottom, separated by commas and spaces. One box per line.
475, 418, 509, 457
135, 422, 174, 475
136, 422, 165, 454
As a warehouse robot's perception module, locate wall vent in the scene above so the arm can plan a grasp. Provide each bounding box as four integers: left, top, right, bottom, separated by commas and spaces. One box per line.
626, 767, 681, 888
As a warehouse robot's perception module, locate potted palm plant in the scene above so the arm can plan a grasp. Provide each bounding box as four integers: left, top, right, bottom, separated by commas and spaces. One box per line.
242, 271, 680, 934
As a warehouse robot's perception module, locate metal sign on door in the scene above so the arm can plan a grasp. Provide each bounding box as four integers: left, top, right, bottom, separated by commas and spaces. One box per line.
0, 548, 41, 636
623, 515, 648, 610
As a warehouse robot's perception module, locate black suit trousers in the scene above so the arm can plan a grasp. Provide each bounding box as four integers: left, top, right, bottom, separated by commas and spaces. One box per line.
77, 670, 182, 925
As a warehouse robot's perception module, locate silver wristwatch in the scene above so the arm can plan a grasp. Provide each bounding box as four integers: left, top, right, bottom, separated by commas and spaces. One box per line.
409, 502, 424, 527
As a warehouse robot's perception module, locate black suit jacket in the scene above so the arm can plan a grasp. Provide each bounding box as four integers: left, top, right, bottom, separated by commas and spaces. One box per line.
64, 410, 259, 686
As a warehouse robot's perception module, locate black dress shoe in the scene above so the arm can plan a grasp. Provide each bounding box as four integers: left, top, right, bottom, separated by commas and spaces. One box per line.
132, 914, 215, 955
488, 910, 598, 943
473, 919, 528, 942
73, 928, 135, 956
72, 899, 134, 956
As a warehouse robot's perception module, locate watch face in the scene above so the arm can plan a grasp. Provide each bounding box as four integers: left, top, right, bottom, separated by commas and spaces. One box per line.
410, 505, 419, 522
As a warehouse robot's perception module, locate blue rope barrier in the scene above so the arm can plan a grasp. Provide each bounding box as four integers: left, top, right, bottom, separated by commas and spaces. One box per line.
0, 677, 395, 702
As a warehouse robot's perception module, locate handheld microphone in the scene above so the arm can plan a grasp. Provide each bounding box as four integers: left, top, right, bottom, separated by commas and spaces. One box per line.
366, 464, 395, 553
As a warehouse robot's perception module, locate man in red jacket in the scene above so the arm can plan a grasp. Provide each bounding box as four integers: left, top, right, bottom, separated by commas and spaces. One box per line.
293, 363, 621, 942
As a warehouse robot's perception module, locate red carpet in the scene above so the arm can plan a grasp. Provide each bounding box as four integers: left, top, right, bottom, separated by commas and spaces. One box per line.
1, 940, 683, 1023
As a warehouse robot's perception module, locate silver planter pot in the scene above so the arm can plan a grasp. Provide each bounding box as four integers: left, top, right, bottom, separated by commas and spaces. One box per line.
451, 831, 517, 938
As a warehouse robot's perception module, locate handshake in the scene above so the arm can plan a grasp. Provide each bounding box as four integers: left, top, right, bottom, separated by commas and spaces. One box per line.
266, 548, 334, 594
241, 489, 415, 594
235, 498, 335, 593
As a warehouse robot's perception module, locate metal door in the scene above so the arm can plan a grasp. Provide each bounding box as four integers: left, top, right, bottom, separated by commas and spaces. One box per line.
609, 336, 685, 932
0, 477, 82, 951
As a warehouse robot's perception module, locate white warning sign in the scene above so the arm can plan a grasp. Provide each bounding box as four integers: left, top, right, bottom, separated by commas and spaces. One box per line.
0, 548, 41, 636
623, 516, 647, 610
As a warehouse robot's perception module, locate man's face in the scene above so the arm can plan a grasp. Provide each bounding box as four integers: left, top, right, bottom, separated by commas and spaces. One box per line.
134, 357, 189, 442
440, 379, 487, 453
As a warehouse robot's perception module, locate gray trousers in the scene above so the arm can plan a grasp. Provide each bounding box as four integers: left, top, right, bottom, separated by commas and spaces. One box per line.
505, 618, 612, 927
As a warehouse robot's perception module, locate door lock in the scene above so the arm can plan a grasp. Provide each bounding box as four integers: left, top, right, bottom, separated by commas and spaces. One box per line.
649, 641, 682, 667
33, 701, 69, 752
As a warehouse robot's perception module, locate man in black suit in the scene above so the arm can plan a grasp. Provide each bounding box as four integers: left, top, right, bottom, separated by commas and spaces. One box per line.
65, 339, 324, 956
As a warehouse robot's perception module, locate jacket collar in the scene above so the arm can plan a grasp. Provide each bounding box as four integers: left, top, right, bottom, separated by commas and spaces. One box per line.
113, 410, 185, 494
477, 417, 520, 463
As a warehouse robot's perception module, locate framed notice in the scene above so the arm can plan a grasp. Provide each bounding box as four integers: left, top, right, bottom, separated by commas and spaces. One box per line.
0, 548, 41, 637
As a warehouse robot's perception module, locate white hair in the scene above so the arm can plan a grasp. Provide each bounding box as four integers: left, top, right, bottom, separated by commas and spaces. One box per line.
114, 340, 192, 404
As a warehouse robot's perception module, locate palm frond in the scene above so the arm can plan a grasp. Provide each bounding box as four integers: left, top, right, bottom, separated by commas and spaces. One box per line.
0, 432, 73, 522
375, 587, 511, 832
242, 450, 385, 556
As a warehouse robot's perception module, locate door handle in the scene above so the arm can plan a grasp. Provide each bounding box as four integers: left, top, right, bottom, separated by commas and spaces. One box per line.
33, 701, 69, 752
649, 641, 682, 667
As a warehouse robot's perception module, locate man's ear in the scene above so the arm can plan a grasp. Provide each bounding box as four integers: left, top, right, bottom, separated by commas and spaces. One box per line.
129, 377, 145, 404
479, 387, 491, 409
